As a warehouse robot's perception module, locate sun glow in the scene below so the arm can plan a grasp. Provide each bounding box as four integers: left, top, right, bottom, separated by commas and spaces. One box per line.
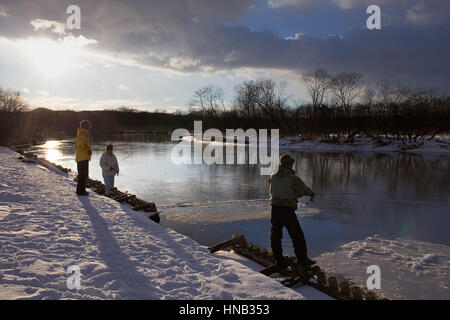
44, 140, 59, 149
17, 38, 85, 77
44, 140, 61, 163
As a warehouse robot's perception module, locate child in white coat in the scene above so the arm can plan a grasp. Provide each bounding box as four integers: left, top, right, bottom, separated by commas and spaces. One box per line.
99, 145, 119, 196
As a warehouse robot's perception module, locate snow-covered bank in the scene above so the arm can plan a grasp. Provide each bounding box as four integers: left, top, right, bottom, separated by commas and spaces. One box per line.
0, 147, 328, 300
182, 135, 450, 154
181, 134, 450, 155
279, 136, 450, 154
315, 235, 450, 300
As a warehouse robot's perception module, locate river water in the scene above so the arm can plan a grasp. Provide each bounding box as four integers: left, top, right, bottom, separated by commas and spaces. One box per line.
30, 133, 450, 299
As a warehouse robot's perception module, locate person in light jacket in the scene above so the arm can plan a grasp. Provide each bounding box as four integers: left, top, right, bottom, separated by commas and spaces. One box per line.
268, 154, 316, 270
99, 145, 119, 196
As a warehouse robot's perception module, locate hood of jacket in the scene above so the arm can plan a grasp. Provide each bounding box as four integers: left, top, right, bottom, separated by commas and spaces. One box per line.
274, 166, 295, 178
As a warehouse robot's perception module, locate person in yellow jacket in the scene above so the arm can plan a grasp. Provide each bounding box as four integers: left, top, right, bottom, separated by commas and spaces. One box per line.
75, 120, 92, 195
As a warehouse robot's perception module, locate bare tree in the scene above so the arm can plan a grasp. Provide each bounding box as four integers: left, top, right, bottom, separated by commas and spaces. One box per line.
301, 69, 332, 108
377, 80, 411, 106
255, 79, 288, 122
189, 85, 225, 119
0, 87, 28, 112
330, 72, 363, 112
233, 80, 260, 124
376, 80, 412, 123
234, 79, 288, 128
361, 83, 377, 107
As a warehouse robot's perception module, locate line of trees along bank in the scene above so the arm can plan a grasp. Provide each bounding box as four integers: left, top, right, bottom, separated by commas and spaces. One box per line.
1, 68, 449, 145
189, 70, 449, 142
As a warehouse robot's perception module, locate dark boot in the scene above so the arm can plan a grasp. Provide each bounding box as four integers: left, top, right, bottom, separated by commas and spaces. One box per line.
274, 256, 290, 269
300, 257, 316, 266
297, 257, 316, 272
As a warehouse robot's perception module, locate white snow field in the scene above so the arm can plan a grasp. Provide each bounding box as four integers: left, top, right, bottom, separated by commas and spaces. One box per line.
0, 147, 329, 300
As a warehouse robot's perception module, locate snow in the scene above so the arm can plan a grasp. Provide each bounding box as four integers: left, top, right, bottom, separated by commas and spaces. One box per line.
278, 136, 450, 154
0, 147, 328, 300
0, 205, 10, 219
181, 135, 450, 155
315, 234, 450, 300
215, 250, 332, 300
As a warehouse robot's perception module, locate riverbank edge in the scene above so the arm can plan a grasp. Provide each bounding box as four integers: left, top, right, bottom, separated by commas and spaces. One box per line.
278, 135, 450, 155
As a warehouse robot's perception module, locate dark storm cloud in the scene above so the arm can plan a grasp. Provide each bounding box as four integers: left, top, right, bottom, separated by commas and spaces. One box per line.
269, 0, 450, 26
0, 0, 449, 89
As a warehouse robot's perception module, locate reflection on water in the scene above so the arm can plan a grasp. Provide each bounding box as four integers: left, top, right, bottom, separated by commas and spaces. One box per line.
44, 140, 59, 149
45, 149, 61, 163
43, 140, 61, 163
30, 134, 450, 298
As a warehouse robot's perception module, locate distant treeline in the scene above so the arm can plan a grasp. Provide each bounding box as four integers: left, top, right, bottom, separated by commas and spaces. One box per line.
1, 69, 449, 145
0, 107, 205, 145
187, 72, 450, 143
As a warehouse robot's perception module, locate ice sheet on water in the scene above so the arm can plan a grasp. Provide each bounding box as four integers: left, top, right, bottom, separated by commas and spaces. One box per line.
161, 199, 320, 223
315, 234, 450, 299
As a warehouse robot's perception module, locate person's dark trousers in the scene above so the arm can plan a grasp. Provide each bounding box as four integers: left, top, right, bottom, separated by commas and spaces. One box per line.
270, 205, 308, 263
76, 160, 89, 194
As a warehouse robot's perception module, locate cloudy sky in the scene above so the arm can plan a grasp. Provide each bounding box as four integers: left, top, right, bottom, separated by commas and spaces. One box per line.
0, 0, 449, 111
